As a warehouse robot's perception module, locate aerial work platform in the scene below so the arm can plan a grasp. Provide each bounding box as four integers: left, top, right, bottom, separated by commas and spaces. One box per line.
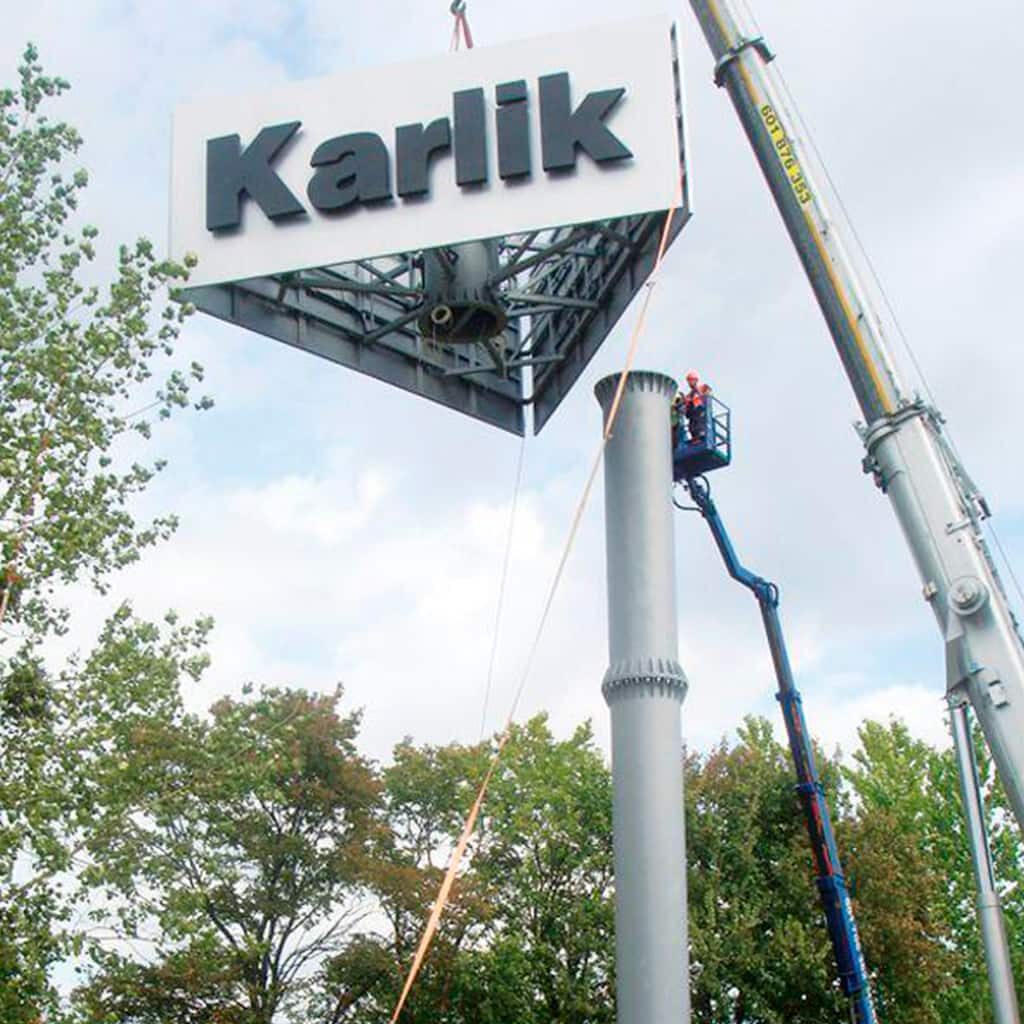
673, 395, 732, 481
672, 393, 877, 1024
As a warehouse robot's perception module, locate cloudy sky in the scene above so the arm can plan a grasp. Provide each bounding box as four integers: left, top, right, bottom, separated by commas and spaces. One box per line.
4, 0, 1023, 768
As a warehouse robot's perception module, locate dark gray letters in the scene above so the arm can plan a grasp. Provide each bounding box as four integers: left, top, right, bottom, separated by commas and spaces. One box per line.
539, 73, 633, 172
496, 80, 531, 180
204, 74, 634, 231
453, 88, 487, 187
206, 121, 305, 231
307, 132, 392, 212
395, 118, 452, 197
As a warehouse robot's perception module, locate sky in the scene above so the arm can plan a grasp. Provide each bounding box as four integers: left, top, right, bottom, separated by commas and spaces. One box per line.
4, 0, 1024, 770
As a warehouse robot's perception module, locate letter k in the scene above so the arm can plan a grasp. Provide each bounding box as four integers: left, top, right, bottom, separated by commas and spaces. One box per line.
539, 73, 633, 172
206, 121, 306, 231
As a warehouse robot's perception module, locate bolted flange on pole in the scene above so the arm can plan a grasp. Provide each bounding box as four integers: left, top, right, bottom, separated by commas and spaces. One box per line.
595, 370, 690, 1024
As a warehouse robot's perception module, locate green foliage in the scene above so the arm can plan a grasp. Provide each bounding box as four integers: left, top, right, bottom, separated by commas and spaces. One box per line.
65, 698, 1024, 1024
73, 686, 380, 1024
0, 44, 211, 1017
474, 717, 614, 1024
845, 718, 1024, 1024
0, 890, 63, 1024
0, 43, 210, 643
325, 734, 494, 1024
0, 604, 212, 1021
310, 717, 615, 1024
686, 716, 845, 1024
76, 939, 253, 1024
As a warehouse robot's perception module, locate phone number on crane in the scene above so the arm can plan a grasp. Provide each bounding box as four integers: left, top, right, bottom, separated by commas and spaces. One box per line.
759, 104, 813, 206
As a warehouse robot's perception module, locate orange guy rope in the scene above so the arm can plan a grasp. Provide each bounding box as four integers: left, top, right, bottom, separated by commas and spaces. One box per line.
388, 729, 508, 1024
508, 191, 682, 722
387, 186, 682, 1024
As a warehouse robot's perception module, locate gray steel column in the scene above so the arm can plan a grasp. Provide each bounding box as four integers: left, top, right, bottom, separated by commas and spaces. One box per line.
596, 371, 690, 1024
949, 698, 1021, 1024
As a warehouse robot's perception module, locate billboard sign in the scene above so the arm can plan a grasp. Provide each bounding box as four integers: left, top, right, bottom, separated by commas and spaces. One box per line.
172, 16, 690, 433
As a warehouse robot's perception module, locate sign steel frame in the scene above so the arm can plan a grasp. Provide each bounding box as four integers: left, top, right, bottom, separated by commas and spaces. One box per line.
173, 17, 692, 433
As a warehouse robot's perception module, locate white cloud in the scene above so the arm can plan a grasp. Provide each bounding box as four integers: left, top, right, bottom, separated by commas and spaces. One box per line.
5, 0, 1023, 777
812, 681, 952, 760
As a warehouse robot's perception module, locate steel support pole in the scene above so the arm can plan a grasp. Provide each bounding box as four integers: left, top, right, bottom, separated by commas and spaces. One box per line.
596, 371, 690, 1024
949, 698, 1021, 1024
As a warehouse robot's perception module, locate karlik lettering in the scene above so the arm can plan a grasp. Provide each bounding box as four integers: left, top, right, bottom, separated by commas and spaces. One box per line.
205, 72, 633, 232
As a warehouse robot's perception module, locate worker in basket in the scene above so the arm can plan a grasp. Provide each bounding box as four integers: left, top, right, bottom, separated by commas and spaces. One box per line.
673, 370, 712, 448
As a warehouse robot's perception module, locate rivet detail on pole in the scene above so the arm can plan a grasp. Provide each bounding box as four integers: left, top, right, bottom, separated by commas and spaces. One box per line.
602, 657, 689, 703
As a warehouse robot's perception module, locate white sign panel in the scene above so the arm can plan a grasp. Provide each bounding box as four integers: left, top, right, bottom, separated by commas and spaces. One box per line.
171, 16, 683, 288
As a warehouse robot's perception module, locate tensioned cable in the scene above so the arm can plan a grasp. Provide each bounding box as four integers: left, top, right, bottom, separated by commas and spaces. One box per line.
505, 263, 666, 723
735, 0, 1024, 615
479, 434, 527, 740
446, 0, 530, 741
735, 0, 937, 407
773, 76, 941, 409
987, 525, 1024, 620
733, 0, 945, 416
387, 193, 683, 1024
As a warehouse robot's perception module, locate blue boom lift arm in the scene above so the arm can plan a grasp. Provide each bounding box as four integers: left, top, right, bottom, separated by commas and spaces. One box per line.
675, 419, 877, 1023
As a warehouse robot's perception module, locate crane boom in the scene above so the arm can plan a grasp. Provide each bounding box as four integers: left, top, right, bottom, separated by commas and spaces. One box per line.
688, 0, 1024, 834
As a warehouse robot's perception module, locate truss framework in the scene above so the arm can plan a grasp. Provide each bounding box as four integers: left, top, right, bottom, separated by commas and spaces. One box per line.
183, 204, 688, 435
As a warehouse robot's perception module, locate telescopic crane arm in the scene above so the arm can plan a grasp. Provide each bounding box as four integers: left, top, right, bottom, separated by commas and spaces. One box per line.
688, 0, 1024, 836
679, 475, 878, 1024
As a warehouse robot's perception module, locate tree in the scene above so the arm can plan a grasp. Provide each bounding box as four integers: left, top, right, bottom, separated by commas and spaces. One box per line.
0, 44, 210, 1016
73, 686, 380, 1024
471, 717, 615, 1024
321, 734, 493, 1024
67, 702, 1024, 1023
321, 717, 615, 1024
844, 717, 1024, 1024
0, 45, 208, 642
0, 605, 212, 1022
685, 716, 846, 1024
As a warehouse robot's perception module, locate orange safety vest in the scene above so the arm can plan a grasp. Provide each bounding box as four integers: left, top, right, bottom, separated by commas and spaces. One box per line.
683, 383, 711, 409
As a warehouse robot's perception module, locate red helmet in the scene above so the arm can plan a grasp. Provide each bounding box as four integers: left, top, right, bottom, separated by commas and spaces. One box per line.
685, 370, 700, 384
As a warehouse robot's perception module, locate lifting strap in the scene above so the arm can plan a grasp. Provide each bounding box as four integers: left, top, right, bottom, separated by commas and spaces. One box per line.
450, 0, 475, 50
387, 191, 683, 1023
